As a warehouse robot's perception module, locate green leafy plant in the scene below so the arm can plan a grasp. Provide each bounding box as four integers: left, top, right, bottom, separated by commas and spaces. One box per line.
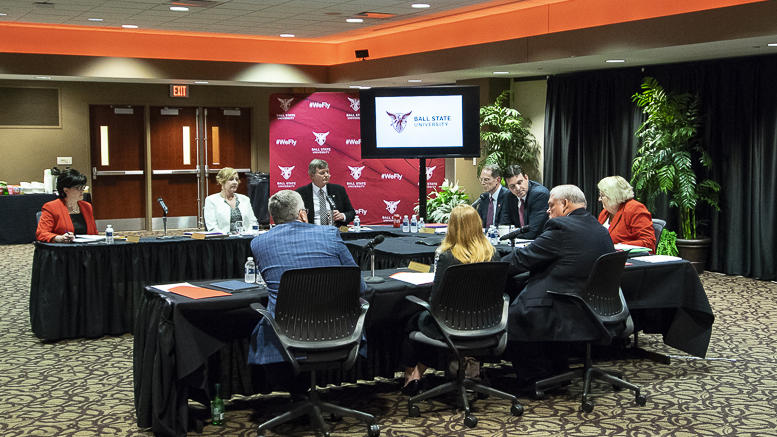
479, 90, 541, 176
655, 229, 679, 257
415, 179, 469, 224
631, 77, 720, 239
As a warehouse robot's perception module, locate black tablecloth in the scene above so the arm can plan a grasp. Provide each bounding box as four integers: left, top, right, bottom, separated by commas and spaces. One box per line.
30, 235, 253, 341
133, 270, 431, 437
0, 193, 57, 244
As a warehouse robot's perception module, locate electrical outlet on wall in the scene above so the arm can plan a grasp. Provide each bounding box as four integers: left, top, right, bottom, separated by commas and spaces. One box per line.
57, 157, 72, 165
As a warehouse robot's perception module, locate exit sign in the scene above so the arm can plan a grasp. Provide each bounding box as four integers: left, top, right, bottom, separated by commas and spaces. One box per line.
170, 85, 189, 98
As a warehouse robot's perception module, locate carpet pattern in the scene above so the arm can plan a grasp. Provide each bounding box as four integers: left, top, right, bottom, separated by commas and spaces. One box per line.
2, 242, 776, 436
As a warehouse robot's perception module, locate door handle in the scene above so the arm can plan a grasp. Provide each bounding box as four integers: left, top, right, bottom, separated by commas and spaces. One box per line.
92, 169, 144, 179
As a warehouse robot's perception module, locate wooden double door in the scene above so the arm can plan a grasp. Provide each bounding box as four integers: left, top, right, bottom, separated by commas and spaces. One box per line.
89, 105, 252, 230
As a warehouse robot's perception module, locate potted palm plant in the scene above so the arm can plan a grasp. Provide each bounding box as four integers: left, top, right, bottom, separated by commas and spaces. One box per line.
631, 77, 720, 273
479, 90, 541, 178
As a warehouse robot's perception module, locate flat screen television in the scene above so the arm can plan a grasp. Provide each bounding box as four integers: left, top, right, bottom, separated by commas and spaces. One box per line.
359, 85, 480, 159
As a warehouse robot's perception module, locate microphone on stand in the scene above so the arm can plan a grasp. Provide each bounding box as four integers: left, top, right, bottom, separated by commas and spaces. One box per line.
471, 192, 489, 209
499, 225, 531, 241
157, 198, 169, 216
156, 198, 173, 239
325, 194, 337, 225
363, 235, 387, 284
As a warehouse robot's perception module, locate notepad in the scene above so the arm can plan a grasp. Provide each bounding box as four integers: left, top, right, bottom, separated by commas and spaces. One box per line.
154, 282, 231, 299
390, 272, 435, 285
210, 280, 260, 292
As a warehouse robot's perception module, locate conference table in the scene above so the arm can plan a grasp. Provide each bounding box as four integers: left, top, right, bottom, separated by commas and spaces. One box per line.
0, 193, 57, 244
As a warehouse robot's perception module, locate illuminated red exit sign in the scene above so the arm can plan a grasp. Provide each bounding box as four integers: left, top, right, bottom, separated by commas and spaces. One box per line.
170, 85, 189, 98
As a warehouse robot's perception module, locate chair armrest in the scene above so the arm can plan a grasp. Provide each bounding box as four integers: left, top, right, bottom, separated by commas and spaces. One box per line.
405, 294, 431, 311
249, 302, 301, 374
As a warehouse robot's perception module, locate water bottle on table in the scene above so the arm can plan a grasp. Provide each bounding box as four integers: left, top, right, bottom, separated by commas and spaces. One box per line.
105, 225, 114, 244
402, 215, 409, 232
245, 257, 256, 283
353, 215, 361, 232
488, 225, 498, 246
410, 215, 418, 233
418, 217, 425, 230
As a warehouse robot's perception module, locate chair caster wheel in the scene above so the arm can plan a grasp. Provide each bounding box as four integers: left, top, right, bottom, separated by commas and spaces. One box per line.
582, 400, 594, 413
408, 404, 420, 417
534, 389, 546, 400
613, 385, 623, 391
329, 413, 343, 422
368, 424, 381, 437
511, 403, 524, 416
636, 393, 647, 406
464, 415, 478, 428
476, 391, 489, 399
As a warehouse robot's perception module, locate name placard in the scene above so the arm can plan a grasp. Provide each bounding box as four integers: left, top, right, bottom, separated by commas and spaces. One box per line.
407, 261, 431, 273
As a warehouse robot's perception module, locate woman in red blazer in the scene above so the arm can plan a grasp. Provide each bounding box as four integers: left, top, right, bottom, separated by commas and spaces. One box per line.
36, 169, 97, 243
597, 176, 656, 251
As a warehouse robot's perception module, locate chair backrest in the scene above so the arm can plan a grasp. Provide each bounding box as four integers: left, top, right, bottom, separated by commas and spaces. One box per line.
36, 211, 42, 223
652, 218, 666, 245
578, 251, 630, 321
430, 261, 510, 339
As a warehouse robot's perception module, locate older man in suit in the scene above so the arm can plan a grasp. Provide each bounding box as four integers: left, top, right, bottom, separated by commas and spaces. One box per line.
503, 165, 550, 239
501, 184, 615, 392
474, 163, 510, 229
296, 159, 355, 227
248, 189, 367, 392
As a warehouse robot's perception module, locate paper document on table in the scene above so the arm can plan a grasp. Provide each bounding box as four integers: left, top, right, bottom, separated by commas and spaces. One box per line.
390, 272, 435, 285
153, 282, 231, 299
73, 235, 105, 243
615, 243, 651, 252
637, 255, 683, 263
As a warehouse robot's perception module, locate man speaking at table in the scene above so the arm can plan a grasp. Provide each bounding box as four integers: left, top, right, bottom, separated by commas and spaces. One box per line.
248, 189, 368, 392
297, 159, 356, 227
503, 165, 550, 239
501, 184, 616, 392
475, 163, 510, 229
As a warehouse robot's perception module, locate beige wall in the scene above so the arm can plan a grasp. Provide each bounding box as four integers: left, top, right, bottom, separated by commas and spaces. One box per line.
0, 80, 295, 185
512, 79, 548, 183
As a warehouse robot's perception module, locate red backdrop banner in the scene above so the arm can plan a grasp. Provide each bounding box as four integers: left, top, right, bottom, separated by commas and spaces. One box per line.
269, 92, 445, 225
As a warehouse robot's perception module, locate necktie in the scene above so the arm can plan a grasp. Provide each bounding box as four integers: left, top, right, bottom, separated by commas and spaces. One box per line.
519, 198, 526, 227
318, 188, 330, 225
486, 196, 495, 227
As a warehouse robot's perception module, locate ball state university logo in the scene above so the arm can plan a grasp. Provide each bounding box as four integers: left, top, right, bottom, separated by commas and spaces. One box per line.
348, 166, 365, 180
278, 165, 295, 180
278, 98, 294, 112
313, 131, 330, 146
387, 111, 412, 133
348, 97, 360, 112
384, 200, 400, 214
426, 166, 437, 180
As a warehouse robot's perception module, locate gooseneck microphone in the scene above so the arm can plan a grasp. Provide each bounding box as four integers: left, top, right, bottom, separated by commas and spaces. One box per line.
157, 198, 169, 216
471, 192, 489, 209
362, 234, 385, 250
499, 225, 531, 241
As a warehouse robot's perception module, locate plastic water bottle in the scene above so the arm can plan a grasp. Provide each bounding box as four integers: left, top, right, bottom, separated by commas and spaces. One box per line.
353, 215, 361, 232
488, 225, 498, 245
418, 217, 425, 230
245, 257, 256, 283
256, 270, 265, 286
402, 215, 410, 232
410, 215, 418, 233
211, 383, 224, 426
105, 225, 114, 244
251, 224, 259, 235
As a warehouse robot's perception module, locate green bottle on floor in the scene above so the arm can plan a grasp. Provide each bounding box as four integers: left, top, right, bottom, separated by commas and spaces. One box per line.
211, 383, 225, 426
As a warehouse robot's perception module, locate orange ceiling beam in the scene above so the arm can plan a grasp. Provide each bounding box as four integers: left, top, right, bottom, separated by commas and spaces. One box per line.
0, 0, 765, 66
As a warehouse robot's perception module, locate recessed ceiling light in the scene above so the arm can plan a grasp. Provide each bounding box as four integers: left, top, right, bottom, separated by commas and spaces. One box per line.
170, 6, 189, 11
768, 43, 777, 47
36, 76, 52, 79
346, 18, 363, 23
493, 71, 509, 75
412, 3, 431, 8
279, 33, 295, 38
408, 79, 423, 82
606, 59, 626, 63
87, 18, 103, 21
194, 81, 209, 84
122, 24, 138, 29
0, 13, 8, 16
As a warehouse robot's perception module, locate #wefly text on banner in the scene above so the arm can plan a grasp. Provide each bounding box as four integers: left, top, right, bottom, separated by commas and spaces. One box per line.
269, 92, 445, 225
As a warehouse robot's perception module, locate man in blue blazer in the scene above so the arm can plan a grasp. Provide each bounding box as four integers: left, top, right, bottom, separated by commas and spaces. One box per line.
475, 163, 510, 229
248, 190, 368, 391
503, 165, 550, 239
296, 159, 356, 227
501, 185, 616, 391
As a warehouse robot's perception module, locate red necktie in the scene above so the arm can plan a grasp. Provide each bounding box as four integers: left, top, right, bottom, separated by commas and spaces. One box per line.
519, 198, 525, 227
486, 196, 494, 227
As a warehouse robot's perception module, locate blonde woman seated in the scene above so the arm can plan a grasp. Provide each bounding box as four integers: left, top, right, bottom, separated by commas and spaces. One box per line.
597, 175, 656, 251
400, 204, 501, 396
204, 167, 259, 234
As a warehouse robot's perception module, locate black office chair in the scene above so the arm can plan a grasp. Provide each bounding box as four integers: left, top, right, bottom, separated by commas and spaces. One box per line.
652, 218, 666, 246
250, 266, 379, 437
405, 262, 523, 428
36, 211, 42, 223
533, 251, 647, 412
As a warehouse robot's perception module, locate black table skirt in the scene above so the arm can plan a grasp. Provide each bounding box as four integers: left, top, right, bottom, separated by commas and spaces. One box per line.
30, 236, 253, 341
0, 193, 57, 244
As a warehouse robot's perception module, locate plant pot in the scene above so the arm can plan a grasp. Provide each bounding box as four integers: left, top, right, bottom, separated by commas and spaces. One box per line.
676, 237, 711, 274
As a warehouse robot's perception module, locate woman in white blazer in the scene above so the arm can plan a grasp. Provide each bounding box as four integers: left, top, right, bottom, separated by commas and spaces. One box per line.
204, 167, 259, 234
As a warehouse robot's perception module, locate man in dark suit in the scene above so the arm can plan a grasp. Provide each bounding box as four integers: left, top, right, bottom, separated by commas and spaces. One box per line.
248, 190, 368, 390
503, 165, 550, 239
501, 184, 615, 390
474, 163, 510, 229
296, 159, 355, 227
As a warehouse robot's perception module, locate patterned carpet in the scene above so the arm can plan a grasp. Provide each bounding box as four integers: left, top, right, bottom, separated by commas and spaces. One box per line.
2, 242, 777, 436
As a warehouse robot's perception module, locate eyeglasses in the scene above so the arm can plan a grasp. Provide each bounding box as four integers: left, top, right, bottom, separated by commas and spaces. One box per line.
300, 208, 308, 214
